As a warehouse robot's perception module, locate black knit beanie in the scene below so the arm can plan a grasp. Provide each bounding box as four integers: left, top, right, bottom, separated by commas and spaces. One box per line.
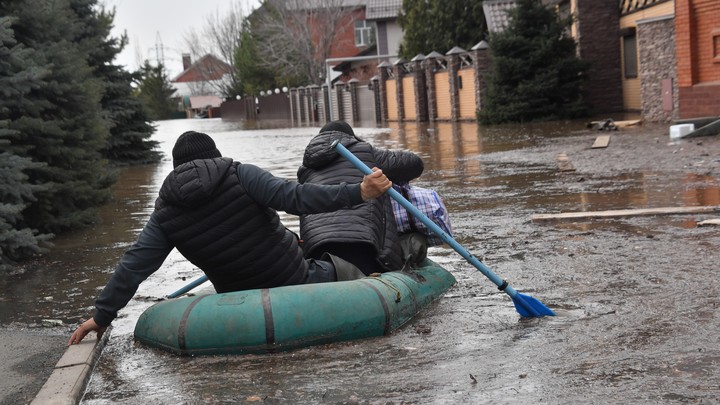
320, 120, 355, 137
172, 131, 221, 168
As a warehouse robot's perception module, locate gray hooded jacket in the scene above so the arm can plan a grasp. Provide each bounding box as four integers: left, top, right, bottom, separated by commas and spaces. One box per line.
297, 131, 424, 272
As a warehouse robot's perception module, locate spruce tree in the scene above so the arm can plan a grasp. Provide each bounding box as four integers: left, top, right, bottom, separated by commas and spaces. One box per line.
83, 6, 159, 164
478, 0, 590, 124
136, 61, 177, 121
0, 149, 54, 271
398, 0, 487, 59
2, 0, 114, 233
235, 22, 280, 96
0, 16, 53, 269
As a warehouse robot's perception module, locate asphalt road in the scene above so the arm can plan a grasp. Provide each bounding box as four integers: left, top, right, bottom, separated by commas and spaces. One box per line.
0, 326, 68, 405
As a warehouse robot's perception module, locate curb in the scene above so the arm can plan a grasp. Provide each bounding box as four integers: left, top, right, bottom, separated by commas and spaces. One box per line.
30, 328, 111, 405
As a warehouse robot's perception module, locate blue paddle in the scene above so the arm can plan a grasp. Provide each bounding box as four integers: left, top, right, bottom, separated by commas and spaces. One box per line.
167, 275, 208, 298
332, 140, 555, 318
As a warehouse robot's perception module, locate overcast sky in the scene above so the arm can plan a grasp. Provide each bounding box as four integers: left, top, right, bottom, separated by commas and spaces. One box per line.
103, 0, 260, 76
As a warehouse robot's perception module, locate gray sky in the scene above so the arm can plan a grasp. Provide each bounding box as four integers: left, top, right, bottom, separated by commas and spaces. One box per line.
103, 0, 260, 76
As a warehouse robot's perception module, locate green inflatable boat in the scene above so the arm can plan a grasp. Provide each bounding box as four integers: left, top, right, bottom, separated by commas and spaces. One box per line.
134, 259, 456, 356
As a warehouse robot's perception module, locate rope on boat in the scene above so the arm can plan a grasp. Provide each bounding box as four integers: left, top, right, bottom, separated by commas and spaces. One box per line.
368, 273, 402, 302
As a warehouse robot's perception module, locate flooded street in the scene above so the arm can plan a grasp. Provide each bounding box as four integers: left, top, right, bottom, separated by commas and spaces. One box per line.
2, 118, 719, 403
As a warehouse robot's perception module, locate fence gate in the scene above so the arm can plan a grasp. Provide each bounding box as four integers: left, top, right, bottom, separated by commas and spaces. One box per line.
386, 79, 398, 121
341, 88, 354, 126
402, 76, 416, 120
458, 68, 477, 120
330, 90, 340, 122
435, 71, 451, 120
317, 88, 328, 123
356, 85, 376, 125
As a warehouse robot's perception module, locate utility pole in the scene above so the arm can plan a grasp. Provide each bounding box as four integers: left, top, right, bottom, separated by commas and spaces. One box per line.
150, 32, 166, 66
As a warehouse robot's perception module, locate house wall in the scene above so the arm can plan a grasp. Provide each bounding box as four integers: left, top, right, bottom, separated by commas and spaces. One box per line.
620, 1, 675, 111
279, 0, 720, 125
375, 21, 389, 55
638, 15, 678, 122
328, 8, 369, 60
574, 0, 624, 114
384, 21, 403, 57
676, 0, 720, 118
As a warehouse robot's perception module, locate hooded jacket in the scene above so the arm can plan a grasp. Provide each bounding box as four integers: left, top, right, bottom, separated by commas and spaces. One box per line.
92, 157, 365, 327
154, 157, 304, 291
297, 131, 424, 272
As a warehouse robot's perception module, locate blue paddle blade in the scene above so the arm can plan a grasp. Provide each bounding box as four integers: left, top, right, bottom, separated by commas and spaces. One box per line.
512, 293, 556, 318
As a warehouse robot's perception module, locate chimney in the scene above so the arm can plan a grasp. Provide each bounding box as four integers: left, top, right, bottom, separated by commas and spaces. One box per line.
182, 53, 191, 70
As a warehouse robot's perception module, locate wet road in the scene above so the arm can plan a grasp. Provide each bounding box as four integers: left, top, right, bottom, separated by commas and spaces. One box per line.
2, 118, 719, 404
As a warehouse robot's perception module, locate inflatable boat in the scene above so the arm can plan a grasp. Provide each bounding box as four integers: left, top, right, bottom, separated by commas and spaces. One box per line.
133, 258, 456, 355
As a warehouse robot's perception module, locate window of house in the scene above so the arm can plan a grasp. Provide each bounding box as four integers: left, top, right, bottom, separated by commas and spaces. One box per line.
354, 20, 374, 47
622, 31, 638, 79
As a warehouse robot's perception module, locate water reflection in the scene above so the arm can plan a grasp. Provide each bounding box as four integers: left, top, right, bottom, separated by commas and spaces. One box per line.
3, 118, 718, 326
1, 118, 719, 404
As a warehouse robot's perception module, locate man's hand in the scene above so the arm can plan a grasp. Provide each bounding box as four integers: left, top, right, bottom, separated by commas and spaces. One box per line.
360, 167, 391, 201
68, 318, 107, 346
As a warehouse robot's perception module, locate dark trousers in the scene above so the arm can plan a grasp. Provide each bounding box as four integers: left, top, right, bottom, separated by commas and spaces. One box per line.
304, 259, 337, 284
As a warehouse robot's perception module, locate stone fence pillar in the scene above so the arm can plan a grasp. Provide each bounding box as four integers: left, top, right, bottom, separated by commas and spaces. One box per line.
471, 41, 491, 113
348, 78, 359, 124
424, 51, 444, 122
370, 75, 381, 123
288, 88, 296, 125
393, 58, 407, 122
308, 85, 319, 126
319, 84, 329, 124
411, 54, 428, 122
377, 62, 391, 122
334, 81, 346, 122
446, 47, 465, 122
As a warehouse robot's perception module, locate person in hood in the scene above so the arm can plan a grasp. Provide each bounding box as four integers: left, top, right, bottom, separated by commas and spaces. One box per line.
297, 121, 424, 275
69, 130, 392, 345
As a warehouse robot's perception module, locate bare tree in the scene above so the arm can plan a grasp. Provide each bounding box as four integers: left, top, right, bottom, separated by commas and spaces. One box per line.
183, 2, 249, 97
255, 0, 358, 85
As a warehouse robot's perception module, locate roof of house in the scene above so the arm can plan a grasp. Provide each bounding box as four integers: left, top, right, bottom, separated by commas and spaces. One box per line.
365, 0, 402, 20
620, 0, 672, 15
279, 0, 366, 11
332, 44, 378, 72
172, 54, 232, 83
482, 0, 517, 33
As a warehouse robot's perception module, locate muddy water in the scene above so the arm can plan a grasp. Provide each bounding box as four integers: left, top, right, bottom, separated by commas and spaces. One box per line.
2, 118, 719, 403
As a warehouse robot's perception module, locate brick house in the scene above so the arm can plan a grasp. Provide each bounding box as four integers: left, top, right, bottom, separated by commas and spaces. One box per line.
403, 0, 719, 124
331, 0, 404, 83
172, 54, 232, 118
328, 4, 378, 83
615, 0, 720, 121
366, 0, 403, 58
675, 0, 720, 119
539, 0, 720, 121
486, 0, 626, 115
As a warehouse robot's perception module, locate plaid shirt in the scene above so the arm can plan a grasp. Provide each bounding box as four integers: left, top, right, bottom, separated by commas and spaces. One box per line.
391, 184, 453, 246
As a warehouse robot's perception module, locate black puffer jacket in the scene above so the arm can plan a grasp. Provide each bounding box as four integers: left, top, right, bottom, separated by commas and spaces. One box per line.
154, 157, 305, 292
297, 131, 424, 271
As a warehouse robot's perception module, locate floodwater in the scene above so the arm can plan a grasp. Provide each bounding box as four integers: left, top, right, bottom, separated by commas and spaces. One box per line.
2, 118, 720, 404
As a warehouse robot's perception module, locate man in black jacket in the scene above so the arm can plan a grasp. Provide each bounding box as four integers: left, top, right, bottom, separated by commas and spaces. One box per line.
297, 121, 424, 275
69, 130, 391, 345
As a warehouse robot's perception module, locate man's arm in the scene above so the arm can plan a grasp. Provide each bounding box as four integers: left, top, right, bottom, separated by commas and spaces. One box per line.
69, 215, 173, 345
373, 148, 424, 183
238, 164, 390, 215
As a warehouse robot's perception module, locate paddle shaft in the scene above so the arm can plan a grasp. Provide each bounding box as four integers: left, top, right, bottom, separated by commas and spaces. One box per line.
332, 140, 519, 299
168, 274, 208, 298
